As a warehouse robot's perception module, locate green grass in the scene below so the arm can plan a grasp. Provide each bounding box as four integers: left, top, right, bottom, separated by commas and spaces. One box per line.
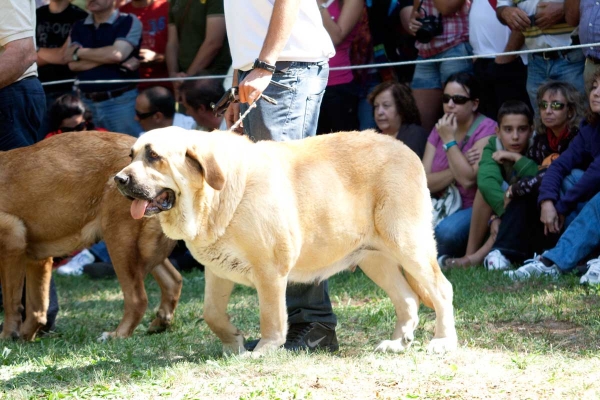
2, 267, 600, 399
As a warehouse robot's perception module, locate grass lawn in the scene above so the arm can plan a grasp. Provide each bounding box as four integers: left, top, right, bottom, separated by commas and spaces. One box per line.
1, 267, 600, 399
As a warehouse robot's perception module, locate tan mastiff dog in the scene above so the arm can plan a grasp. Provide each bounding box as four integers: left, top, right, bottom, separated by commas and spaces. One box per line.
115, 127, 457, 355
0, 131, 181, 341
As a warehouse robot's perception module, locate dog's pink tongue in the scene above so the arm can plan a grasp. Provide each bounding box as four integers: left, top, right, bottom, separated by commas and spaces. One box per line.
130, 199, 150, 220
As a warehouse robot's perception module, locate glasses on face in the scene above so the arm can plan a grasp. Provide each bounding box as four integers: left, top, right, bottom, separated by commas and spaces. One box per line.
538, 101, 566, 111
60, 121, 87, 132
442, 94, 471, 105
135, 109, 158, 120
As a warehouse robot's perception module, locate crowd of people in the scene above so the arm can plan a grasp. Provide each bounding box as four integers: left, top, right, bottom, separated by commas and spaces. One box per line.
2, 0, 600, 348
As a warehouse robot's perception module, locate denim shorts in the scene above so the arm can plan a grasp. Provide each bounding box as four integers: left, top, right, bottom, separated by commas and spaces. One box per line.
411, 42, 474, 90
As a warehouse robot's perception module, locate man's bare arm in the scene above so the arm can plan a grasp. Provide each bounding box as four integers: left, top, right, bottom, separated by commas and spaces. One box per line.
258, 0, 302, 65
68, 59, 103, 72
37, 40, 69, 67
564, 0, 580, 26
0, 37, 37, 90
76, 40, 135, 64
186, 15, 226, 75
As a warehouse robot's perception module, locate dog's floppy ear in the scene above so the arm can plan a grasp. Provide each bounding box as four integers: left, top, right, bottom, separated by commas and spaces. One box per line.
185, 147, 225, 190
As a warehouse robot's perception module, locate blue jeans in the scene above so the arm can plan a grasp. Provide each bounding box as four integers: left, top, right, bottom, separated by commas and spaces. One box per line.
527, 50, 585, 116
239, 61, 336, 327
435, 207, 473, 257
544, 191, 600, 272
0, 77, 46, 150
89, 241, 111, 263
0, 77, 58, 330
411, 42, 474, 90
81, 88, 142, 137
239, 61, 329, 141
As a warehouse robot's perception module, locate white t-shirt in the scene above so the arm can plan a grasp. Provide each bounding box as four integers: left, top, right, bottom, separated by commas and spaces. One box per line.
173, 112, 197, 130
470, 0, 527, 63
223, 0, 335, 70
0, 0, 37, 82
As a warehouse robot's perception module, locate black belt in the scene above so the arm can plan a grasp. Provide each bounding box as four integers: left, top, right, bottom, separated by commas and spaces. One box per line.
533, 49, 572, 60
587, 55, 600, 65
82, 85, 135, 102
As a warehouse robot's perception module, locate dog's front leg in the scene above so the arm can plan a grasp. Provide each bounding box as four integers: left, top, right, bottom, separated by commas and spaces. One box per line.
252, 273, 288, 355
203, 268, 244, 355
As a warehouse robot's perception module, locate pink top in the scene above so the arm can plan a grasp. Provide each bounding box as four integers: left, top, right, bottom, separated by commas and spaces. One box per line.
428, 115, 497, 208
326, 0, 356, 86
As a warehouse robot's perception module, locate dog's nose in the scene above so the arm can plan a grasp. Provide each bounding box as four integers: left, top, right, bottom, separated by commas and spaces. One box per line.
114, 173, 129, 186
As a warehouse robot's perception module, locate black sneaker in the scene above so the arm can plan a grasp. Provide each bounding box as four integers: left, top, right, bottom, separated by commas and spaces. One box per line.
244, 322, 339, 352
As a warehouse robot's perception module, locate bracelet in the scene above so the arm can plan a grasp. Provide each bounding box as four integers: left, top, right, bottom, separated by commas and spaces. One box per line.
488, 215, 500, 227
443, 140, 457, 152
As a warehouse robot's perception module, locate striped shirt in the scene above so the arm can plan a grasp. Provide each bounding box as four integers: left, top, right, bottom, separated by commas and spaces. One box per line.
497, 0, 574, 50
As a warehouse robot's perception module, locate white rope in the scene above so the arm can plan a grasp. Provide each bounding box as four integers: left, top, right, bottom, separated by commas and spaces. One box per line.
40, 41, 600, 87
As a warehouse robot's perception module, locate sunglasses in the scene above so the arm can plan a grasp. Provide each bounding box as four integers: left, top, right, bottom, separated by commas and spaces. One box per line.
442, 94, 471, 105
538, 101, 566, 111
60, 121, 87, 132
135, 109, 158, 120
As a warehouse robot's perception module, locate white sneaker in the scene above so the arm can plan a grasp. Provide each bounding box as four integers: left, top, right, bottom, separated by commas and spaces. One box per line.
504, 255, 560, 281
580, 258, 600, 285
55, 249, 95, 276
483, 250, 510, 271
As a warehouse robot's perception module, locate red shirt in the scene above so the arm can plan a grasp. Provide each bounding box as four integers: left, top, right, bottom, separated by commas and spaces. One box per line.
120, 0, 170, 90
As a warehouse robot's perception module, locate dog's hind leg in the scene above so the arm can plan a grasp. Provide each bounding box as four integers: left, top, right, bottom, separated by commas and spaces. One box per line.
389, 245, 457, 354
0, 214, 28, 339
148, 258, 182, 334
359, 252, 420, 353
203, 268, 245, 355
20, 257, 53, 341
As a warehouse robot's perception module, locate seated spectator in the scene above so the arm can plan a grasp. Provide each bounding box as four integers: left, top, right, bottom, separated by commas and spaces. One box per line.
45, 94, 105, 138
479, 81, 587, 272
408, 0, 473, 133
442, 101, 536, 268
316, 0, 363, 135
135, 86, 196, 132
119, 0, 171, 91
423, 72, 496, 259
503, 75, 600, 280
179, 75, 226, 131
367, 81, 428, 158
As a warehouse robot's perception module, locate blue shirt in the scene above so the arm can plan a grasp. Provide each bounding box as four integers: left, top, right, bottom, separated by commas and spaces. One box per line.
579, 0, 600, 59
539, 120, 600, 215
70, 10, 142, 93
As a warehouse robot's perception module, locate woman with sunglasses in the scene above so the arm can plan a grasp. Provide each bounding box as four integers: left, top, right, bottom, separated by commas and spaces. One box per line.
45, 94, 105, 139
482, 82, 586, 273
423, 72, 496, 259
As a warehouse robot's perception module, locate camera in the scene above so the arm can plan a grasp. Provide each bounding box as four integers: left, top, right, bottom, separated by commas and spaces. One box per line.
415, 12, 443, 44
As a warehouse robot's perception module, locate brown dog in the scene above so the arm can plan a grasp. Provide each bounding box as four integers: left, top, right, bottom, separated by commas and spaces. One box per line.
115, 127, 457, 355
0, 131, 181, 341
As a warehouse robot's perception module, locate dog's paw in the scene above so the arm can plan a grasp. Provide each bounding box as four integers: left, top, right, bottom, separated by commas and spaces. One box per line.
222, 341, 246, 356
426, 337, 457, 354
374, 339, 411, 353
97, 332, 115, 343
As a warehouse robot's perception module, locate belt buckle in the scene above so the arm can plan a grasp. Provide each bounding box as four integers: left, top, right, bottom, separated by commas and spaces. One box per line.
542, 51, 551, 60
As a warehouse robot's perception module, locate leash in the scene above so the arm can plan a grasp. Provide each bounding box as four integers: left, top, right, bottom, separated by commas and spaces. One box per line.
211, 87, 278, 132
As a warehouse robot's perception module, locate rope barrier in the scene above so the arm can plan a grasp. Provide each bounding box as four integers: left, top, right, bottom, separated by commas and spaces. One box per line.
41, 41, 600, 87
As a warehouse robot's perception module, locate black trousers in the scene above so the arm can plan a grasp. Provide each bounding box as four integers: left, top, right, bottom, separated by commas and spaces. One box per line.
317, 82, 360, 135
473, 57, 531, 121
493, 194, 560, 263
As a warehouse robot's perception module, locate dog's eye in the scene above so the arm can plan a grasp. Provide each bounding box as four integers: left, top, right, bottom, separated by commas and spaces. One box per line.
149, 150, 160, 160
129, 150, 133, 159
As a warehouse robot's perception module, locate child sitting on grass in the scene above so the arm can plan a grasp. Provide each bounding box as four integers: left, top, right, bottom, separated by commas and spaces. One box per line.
441, 101, 537, 268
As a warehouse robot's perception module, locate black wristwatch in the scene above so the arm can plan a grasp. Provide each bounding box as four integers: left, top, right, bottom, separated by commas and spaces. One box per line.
72, 47, 80, 62
253, 58, 276, 73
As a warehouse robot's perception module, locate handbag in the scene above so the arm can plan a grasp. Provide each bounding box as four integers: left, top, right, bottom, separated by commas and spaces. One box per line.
431, 183, 462, 227
431, 114, 486, 227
